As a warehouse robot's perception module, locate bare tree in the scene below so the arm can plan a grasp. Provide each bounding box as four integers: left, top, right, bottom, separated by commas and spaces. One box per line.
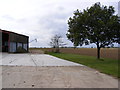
50, 34, 66, 53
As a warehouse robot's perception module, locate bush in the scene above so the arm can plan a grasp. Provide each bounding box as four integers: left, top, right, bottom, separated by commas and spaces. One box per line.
44, 51, 48, 54
16, 47, 27, 53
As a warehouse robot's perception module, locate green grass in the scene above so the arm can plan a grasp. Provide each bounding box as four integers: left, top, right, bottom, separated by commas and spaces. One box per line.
48, 52, 119, 78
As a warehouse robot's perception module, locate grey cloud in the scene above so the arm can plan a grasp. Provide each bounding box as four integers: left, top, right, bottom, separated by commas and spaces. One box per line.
2, 15, 16, 21
38, 11, 71, 35
34, 11, 71, 47
57, 6, 65, 11
17, 18, 28, 23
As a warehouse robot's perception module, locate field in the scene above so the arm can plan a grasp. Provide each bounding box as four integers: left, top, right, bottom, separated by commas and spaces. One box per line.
30, 48, 119, 60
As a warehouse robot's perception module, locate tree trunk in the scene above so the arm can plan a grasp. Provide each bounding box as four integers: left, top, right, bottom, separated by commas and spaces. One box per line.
55, 47, 60, 53
97, 47, 101, 59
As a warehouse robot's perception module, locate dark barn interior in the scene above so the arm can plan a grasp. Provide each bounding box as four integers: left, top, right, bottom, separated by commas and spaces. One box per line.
2, 32, 9, 52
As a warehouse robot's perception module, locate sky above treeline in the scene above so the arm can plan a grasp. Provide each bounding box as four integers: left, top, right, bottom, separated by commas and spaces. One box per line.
0, 0, 119, 48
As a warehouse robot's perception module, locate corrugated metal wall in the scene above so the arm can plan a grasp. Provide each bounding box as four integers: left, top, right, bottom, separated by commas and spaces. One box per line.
0, 32, 2, 52
9, 33, 28, 43
9, 42, 28, 52
9, 33, 29, 52
17, 43, 22, 48
9, 42, 16, 52
23, 44, 28, 50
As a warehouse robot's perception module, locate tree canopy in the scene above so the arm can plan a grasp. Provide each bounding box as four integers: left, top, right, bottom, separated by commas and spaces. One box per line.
67, 2, 120, 59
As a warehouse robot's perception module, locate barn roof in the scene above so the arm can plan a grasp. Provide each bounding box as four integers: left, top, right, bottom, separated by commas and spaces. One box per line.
0, 29, 29, 38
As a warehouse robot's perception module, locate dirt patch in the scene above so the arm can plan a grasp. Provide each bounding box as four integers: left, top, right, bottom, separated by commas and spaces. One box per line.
29, 49, 44, 54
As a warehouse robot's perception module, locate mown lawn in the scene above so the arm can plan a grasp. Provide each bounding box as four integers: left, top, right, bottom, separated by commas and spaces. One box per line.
48, 52, 119, 78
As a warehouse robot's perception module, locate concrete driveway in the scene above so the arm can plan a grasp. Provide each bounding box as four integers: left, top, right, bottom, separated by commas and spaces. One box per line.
1, 53, 82, 66
0, 53, 118, 88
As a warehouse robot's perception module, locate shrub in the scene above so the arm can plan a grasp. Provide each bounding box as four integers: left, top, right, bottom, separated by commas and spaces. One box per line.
16, 46, 27, 53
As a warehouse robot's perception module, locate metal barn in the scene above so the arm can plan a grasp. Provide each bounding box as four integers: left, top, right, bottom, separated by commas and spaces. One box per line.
0, 29, 29, 53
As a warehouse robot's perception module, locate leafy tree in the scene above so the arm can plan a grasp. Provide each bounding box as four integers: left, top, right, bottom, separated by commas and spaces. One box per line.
49, 34, 66, 53
67, 2, 120, 59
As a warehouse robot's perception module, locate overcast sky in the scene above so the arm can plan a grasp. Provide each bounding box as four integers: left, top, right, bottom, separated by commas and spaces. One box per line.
0, 0, 119, 47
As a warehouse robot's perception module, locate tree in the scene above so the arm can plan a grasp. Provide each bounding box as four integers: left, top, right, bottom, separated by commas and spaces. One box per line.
67, 2, 120, 59
49, 34, 66, 53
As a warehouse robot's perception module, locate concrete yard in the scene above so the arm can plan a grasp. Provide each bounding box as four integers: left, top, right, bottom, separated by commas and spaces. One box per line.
0, 53, 118, 88
1, 53, 82, 66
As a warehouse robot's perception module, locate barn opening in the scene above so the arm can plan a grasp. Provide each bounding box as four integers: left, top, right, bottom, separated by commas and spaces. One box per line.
2, 32, 9, 52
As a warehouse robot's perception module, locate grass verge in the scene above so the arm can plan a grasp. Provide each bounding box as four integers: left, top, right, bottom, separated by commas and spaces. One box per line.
48, 52, 119, 78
